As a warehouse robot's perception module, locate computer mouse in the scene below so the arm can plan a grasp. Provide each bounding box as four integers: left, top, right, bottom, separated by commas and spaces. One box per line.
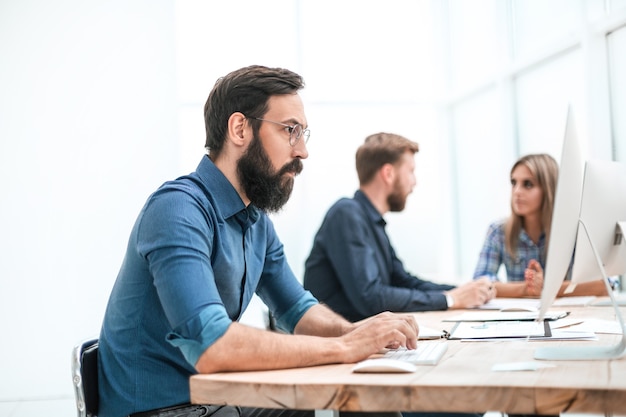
352, 358, 417, 373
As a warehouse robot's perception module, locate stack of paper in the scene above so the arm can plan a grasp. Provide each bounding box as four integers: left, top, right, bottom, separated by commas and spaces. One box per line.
443, 310, 597, 341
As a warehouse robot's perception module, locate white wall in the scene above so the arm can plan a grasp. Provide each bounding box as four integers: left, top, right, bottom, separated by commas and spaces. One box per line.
0, 0, 177, 413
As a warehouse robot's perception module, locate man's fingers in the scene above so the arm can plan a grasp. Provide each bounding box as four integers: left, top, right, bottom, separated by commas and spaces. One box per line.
366, 313, 419, 349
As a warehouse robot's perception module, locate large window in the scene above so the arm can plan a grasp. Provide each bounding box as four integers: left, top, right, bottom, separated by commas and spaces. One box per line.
511, 0, 584, 60
444, 0, 626, 279
450, 90, 513, 278
514, 50, 583, 158
447, 0, 501, 91
608, 25, 626, 162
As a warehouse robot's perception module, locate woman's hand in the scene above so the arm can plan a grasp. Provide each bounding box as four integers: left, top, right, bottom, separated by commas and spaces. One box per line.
524, 259, 544, 296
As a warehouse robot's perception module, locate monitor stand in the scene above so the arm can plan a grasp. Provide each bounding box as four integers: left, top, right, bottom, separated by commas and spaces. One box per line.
534, 221, 626, 360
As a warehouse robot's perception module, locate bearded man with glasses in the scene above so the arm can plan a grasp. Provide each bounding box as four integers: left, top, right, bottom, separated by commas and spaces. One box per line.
98, 65, 417, 417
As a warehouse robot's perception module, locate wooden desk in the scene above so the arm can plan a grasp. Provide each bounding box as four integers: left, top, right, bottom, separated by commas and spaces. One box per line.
190, 304, 626, 416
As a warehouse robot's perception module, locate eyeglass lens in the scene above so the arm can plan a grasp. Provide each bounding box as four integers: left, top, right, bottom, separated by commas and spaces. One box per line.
290, 125, 310, 146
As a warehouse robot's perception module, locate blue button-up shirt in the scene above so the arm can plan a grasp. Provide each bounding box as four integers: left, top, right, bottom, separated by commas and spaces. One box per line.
98, 156, 317, 417
303, 190, 453, 322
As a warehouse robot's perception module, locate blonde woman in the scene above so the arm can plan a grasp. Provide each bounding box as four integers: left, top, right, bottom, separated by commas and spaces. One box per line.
473, 153, 606, 297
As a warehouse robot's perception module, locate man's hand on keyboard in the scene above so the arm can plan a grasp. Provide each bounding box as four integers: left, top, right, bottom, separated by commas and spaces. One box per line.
340, 311, 419, 364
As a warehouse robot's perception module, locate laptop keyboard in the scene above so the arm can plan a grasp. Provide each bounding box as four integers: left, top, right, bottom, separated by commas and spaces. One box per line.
382, 341, 448, 365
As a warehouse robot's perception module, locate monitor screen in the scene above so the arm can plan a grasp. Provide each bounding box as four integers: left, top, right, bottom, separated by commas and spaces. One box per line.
537, 108, 584, 320
571, 159, 626, 284
534, 108, 626, 360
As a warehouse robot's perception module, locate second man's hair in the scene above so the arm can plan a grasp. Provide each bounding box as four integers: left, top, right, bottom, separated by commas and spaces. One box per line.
355, 132, 420, 185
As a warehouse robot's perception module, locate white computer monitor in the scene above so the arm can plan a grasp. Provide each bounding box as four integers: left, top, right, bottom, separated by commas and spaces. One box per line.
536, 108, 584, 321
535, 109, 626, 360
571, 159, 626, 284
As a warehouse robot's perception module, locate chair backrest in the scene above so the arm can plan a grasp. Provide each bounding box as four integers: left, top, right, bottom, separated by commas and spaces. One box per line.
71, 338, 99, 417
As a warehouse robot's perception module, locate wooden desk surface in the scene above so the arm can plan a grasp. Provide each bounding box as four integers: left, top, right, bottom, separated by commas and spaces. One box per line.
190, 303, 626, 415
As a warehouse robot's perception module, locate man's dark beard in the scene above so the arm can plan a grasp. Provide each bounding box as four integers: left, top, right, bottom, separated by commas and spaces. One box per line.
237, 134, 303, 213
387, 180, 408, 212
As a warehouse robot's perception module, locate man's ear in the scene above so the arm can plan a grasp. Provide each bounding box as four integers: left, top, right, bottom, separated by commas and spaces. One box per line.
379, 163, 395, 186
227, 112, 249, 147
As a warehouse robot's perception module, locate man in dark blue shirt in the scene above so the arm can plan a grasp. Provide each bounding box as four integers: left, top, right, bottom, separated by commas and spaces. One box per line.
98, 67, 417, 417
304, 132, 495, 323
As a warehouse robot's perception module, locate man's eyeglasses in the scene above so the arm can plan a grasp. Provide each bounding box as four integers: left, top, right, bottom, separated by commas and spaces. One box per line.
250, 117, 310, 147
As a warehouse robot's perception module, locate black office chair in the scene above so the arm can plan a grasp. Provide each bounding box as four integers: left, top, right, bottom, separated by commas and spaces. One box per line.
71, 338, 99, 417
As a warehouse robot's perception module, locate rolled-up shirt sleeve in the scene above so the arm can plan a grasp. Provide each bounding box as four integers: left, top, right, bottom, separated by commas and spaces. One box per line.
137, 187, 235, 367
166, 306, 232, 366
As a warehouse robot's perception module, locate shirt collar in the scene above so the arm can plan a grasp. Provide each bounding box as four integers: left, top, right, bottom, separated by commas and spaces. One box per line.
519, 227, 545, 247
195, 155, 261, 222
354, 190, 386, 226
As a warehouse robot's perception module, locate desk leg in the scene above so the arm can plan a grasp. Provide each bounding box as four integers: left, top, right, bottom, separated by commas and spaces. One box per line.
315, 410, 338, 417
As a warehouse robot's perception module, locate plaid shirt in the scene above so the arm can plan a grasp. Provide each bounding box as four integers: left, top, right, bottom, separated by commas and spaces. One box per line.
473, 219, 546, 282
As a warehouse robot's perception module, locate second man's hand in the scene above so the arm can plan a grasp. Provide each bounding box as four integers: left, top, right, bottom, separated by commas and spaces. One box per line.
445, 277, 496, 309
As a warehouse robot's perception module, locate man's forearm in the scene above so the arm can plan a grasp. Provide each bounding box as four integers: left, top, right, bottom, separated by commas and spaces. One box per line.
294, 303, 355, 337
195, 320, 345, 374
195, 305, 355, 374
194, 308, 419, 375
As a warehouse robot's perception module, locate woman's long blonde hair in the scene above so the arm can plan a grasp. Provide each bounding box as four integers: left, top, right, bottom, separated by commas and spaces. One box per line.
504, 153, 559, 260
